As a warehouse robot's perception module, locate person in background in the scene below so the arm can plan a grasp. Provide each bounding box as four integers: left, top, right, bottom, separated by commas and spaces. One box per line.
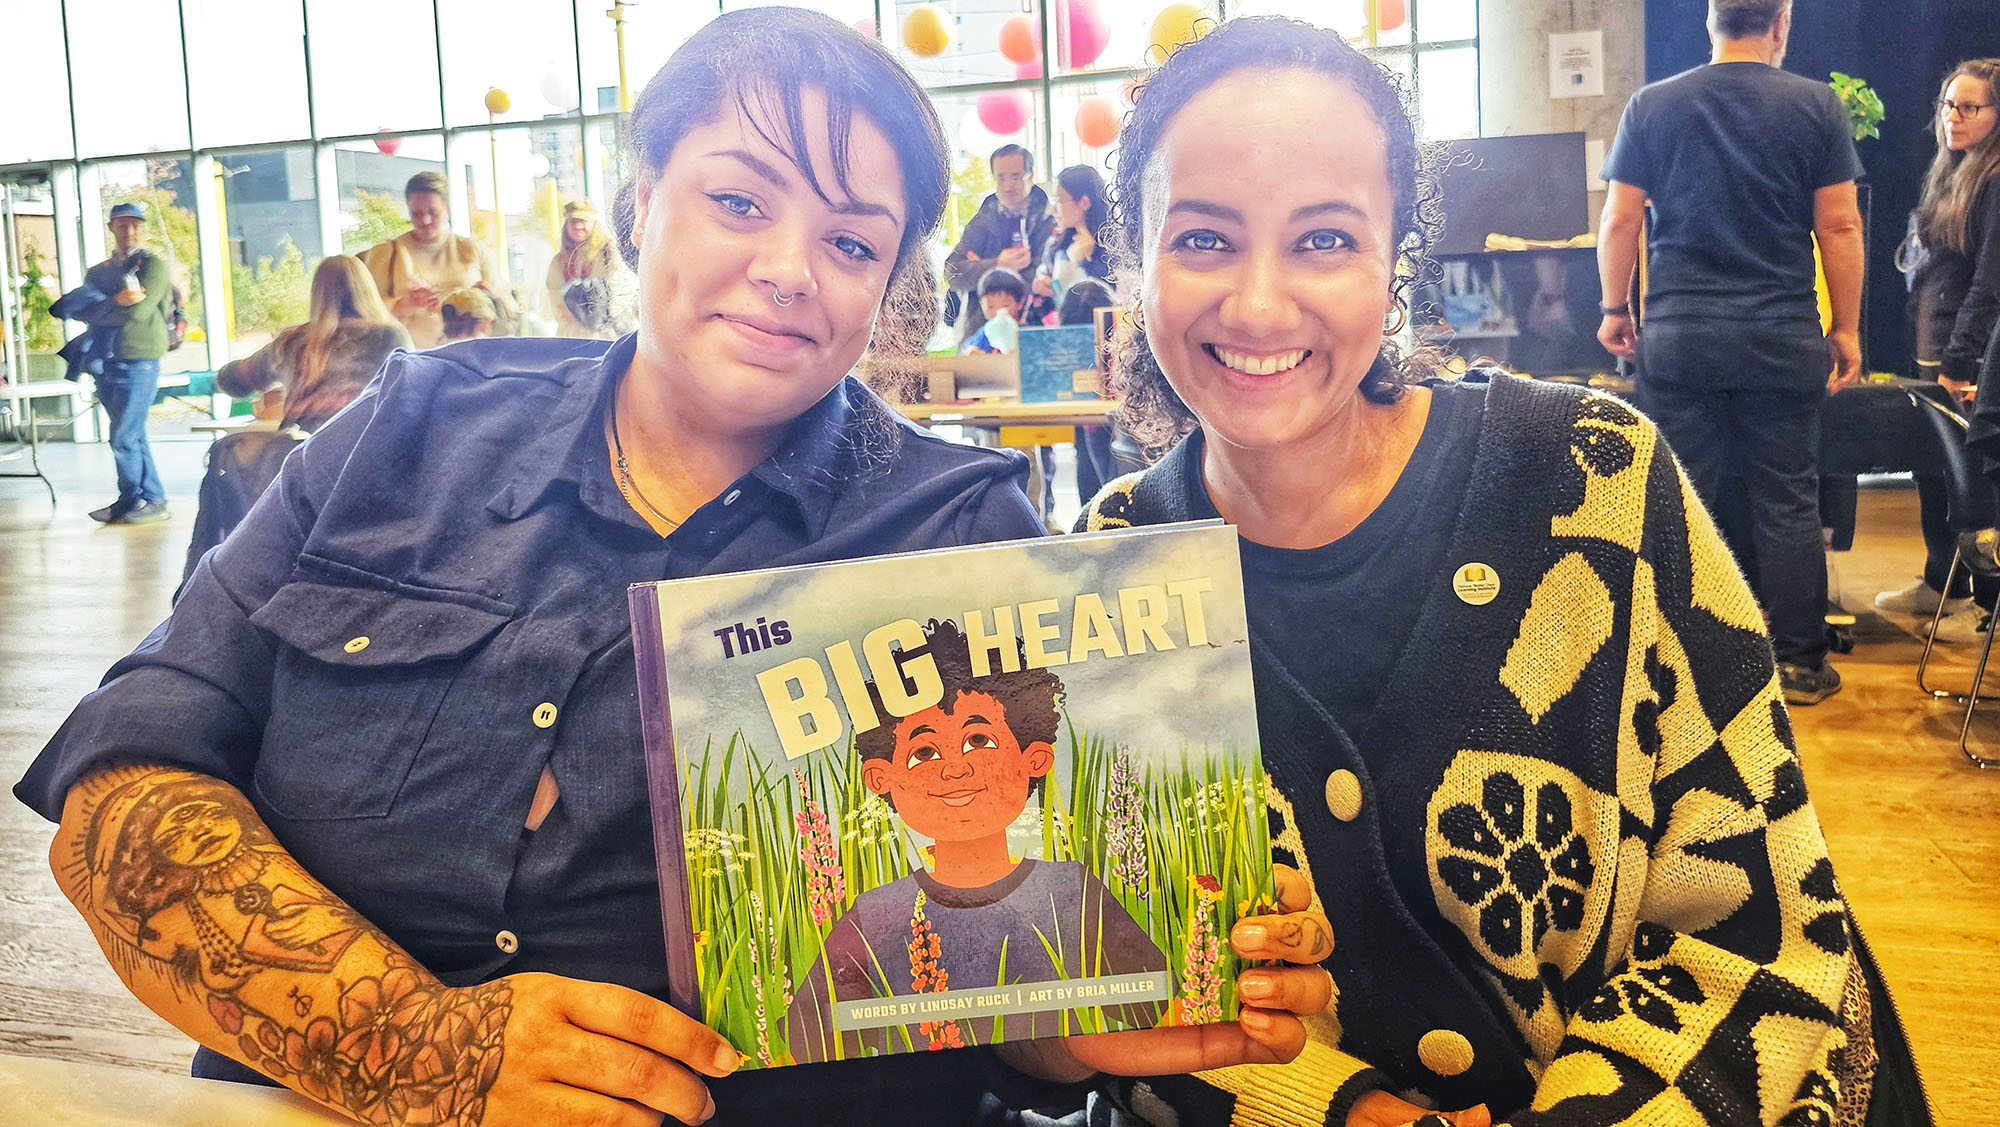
18, 10, 1045, 1127
216, 255, 409, 433
943, 143, 1054, 342
961, 266, 1028, 354
1875, 58, 2000, 641
1033, 164, 1114, 308
1597, 0, 1865, 705
440, 287, 499, 341
546, 199, 633, 339
361, 170, 518, 348
1035, 15, 1913, 1125
84, 202, 174, 525
1058, 279, 1120, 504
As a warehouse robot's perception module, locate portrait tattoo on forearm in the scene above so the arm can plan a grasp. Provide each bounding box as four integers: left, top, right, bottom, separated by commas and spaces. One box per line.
61, 768, 513, 1124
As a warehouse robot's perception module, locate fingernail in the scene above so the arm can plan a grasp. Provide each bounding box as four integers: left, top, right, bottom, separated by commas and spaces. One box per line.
713, 1044, 740, 1074
1235, 922, 1267, 946
1237, 1008, 1274, 1033
1238, 974, 1273, 1000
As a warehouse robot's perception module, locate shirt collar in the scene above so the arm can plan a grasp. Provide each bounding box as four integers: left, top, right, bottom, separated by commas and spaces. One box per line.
485, 332, 863, 543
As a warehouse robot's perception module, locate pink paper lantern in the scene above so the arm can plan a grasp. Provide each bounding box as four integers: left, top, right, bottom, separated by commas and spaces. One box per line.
1058, 0, 1112, 69
976, 90, 1031, 135
1379, 0, 1408, 31
1015, 58, 1044, 81
854, 16, 876, 38
375, 129, 402, 156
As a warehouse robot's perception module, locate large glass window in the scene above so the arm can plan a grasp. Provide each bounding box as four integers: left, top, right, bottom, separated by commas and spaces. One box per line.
458, 123, 586, 334
307, 0, 446, 137
332, 136, 446, 256
93, 158, 207, 373
575, 0, 705, 117
184, 0, 312, 149
1, 4, 75, 164
439, 0, 584, 128
219, 147, 323, 351
66, 0, 191, 157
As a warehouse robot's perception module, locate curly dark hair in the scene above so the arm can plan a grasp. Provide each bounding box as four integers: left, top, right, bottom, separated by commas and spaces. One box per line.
855, 618, 1065, 804
1105, 16, 1445, 455
608, 6, 949, 405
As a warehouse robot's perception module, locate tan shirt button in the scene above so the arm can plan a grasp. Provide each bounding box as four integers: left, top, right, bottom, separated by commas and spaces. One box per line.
532, 702, 558, 728
495, 930, 519, 954
1324, 769, 1362, 822
1418, 1028, 1474, 1076
343, 636, 370, 654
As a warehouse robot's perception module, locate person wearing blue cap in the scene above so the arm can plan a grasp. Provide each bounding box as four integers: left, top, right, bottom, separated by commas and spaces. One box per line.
83, 201, 174, 523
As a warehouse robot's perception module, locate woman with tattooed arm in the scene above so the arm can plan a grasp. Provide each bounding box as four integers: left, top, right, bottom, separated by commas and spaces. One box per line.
16, 10, 1061, 1127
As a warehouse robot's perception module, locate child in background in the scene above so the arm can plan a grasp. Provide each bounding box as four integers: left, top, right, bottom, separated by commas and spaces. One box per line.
960, 268, 1029, 355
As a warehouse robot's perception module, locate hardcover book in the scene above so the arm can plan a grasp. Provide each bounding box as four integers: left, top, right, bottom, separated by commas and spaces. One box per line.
630, 523, 1270, 1066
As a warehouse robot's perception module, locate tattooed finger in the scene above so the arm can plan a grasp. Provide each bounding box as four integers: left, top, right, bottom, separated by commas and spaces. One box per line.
1272, 865, 1314, 914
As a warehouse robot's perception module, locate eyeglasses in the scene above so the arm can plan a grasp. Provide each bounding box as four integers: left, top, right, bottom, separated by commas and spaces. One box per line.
1939, 99, 1993, 120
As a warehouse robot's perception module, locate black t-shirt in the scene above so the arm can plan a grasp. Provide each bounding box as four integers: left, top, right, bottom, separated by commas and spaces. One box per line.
1187, 379, 1485, 741
1602, 62, 1864, 324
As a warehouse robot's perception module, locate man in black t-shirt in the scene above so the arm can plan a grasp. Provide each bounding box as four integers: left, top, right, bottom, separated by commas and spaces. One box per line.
1596, 0, 1865, 706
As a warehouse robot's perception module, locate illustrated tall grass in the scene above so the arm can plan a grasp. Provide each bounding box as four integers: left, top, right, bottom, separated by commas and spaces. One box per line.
679, 716, 1271, 1067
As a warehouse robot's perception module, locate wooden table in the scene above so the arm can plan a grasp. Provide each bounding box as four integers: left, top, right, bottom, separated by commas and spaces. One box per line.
898, 400, 1118, 518
0, 1053, 353, 1126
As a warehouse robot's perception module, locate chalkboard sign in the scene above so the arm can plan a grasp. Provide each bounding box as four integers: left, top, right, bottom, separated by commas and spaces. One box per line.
1018, 324, 1100, 403
1433, 133, 1590, 256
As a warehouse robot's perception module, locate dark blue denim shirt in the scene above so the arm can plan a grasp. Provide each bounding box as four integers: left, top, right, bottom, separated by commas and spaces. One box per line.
17, 333, 1045, 1122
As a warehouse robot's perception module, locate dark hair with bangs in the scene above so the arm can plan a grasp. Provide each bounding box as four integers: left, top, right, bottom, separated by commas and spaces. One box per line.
610, 7, 949, 401
1105, 16, 1444, 454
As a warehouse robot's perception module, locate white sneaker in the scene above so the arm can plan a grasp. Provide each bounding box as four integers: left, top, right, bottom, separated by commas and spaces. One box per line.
1924, 605, 1991, 644
1875, 579, 1961, 616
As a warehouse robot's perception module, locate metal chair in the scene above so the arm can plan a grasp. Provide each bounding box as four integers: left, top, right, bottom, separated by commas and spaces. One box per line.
1907, 391, 2000, 767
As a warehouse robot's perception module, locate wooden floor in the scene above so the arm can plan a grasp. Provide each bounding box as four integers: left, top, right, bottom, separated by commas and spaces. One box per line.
0, 430, 1994, 1119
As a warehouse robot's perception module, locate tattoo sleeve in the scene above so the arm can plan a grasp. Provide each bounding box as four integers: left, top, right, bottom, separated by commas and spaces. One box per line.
52, 765, 512, 1125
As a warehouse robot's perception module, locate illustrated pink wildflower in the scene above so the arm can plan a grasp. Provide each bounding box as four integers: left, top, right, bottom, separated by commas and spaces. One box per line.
794, 771, 845, 927
1178, 874, 1225, 1025
907, 888, 963, 1050
1104, 752, 1148, 895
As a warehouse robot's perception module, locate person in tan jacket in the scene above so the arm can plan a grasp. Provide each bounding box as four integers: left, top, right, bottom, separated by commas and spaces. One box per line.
361, 170, 517, 347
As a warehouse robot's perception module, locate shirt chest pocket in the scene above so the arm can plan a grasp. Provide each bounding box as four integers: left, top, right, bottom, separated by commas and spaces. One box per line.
249, 577, 513, 821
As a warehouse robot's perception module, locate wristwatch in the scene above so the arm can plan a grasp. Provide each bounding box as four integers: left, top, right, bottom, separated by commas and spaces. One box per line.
1600, 303, 1632, 317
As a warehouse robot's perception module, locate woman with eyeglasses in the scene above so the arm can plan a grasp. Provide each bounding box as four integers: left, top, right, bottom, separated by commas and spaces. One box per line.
1873, 59, 2000, 641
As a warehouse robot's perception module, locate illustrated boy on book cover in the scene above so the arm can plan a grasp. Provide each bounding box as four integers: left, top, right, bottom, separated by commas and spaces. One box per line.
786, 619, 1165, 1060
631, 523, 1269, 1068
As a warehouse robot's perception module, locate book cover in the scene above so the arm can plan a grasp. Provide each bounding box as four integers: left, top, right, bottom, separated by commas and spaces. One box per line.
630, 523, 1270, 1066
1018, 323, 1100, 403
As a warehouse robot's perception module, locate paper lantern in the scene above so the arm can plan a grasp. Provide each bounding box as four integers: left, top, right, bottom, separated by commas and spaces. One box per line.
483, 87, 511, 116
1120, 75, 1143, 106
1059, 0, 1112, 69
977, 91, 1030, 135
375, 129, 402, 156
540, 68, 580, 113
1378, 0, 1408, 32
1147, 3, 1214, 64
854, 16, 876, 39
902, 5, 952, 57
1016, 59, 1044, 81
1075, 95, 1120, 148
998, 13, 1040, 64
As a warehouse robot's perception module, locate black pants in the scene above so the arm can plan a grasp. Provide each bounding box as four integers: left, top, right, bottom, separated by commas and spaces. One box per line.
1915, 473, 2000, 606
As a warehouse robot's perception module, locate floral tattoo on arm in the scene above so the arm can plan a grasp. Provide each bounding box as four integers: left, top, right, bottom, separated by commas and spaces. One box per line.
61, 768, 512, 1125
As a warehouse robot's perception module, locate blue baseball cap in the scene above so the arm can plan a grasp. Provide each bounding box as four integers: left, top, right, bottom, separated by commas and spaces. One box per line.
107, 202, 147, 223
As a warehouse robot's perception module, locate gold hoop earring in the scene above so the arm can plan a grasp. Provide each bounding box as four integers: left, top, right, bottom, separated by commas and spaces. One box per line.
1383, 301, 1408, 335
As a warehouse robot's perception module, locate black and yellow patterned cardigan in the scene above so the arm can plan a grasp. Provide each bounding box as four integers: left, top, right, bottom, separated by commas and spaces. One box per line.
1071, 373, 1904, 1127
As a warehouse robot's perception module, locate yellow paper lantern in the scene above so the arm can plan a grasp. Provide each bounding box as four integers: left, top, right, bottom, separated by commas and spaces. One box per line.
483, 87, 511, 115
1147, 3, 1214, 64
902, 5, 953, 57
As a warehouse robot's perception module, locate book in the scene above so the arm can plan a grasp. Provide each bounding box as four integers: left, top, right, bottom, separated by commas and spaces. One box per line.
629, 523, 1271, 1066
1017, 323, 1101, 403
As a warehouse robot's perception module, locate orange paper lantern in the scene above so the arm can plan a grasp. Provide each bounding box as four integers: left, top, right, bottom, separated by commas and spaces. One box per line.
1378, 0, 1408, 32
998, 13, 1040, 64
1075, 95, 1120, 148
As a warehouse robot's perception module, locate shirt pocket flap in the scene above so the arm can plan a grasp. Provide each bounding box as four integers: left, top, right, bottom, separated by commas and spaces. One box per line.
251, 579, 510, 667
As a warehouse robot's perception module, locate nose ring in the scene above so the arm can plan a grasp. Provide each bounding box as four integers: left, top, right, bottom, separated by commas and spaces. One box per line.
772, 289, 795, 307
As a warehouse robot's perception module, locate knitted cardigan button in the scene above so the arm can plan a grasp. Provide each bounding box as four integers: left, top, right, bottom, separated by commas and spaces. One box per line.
1418, 1029, 1474, 1076
1324, 769, 1363, 822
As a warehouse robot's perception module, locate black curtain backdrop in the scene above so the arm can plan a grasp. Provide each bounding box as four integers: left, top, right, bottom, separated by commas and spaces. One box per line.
1642, 0, 2000, 374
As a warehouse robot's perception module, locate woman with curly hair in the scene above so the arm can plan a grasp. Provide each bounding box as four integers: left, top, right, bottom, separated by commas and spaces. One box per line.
1020, 15, 1917, 1127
